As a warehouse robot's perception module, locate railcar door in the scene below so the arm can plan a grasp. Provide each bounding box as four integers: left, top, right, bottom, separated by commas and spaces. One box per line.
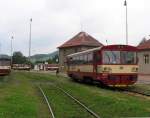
93, 51, 100, 80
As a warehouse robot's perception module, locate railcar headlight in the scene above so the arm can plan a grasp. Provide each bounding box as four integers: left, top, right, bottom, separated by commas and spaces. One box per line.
104, 67, 107, 71
103, 67, 112, 72
131, 67, 138, 72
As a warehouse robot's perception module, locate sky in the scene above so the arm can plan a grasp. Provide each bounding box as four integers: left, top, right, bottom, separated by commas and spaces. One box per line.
0, 0, 149, 56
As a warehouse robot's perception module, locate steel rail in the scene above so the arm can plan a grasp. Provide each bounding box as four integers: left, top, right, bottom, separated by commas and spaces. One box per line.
55, 85, 101, 118
38, 86, 55, 118
113, 87, 150, 97
124, 89, 150, 97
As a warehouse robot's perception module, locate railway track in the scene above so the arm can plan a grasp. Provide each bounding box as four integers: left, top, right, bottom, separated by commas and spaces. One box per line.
122, 89, 150, 97
103, 86, 150, 99
110, 87, 150, 98
37, 84, 100, 118
38, 86, 55, 118
67, 77, 150, 98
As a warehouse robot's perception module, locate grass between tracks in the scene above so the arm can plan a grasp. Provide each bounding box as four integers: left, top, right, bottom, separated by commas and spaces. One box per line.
0, 71, 150, 118
20, 72, 150, 118
42, 85, 95, 118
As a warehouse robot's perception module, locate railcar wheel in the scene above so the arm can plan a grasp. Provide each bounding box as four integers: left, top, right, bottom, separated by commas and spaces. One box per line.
98, 81, 106, 88
83, 77, 93, 84
70, 74, 78, 82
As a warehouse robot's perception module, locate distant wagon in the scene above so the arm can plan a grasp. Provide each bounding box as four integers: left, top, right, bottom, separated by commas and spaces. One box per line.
67, 45, 138, 87
0, 56, 11, 76
45, 64, 59, 71
12, 64, 31, 71
34, 63, 59, 71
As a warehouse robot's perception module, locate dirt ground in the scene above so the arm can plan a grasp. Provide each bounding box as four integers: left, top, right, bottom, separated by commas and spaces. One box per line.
137, 75, 150, 84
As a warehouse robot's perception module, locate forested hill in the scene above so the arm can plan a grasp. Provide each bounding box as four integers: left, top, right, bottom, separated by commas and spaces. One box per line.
0, 54, 10, 59
30, 51, 58, 62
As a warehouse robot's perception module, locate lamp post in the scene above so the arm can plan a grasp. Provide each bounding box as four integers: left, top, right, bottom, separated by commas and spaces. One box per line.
29, 18, 32, 63
124, 0, 128, 45
11, 36, 13, 67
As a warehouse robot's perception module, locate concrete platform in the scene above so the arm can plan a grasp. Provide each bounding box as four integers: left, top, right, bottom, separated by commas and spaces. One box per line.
137, 75, 150, 84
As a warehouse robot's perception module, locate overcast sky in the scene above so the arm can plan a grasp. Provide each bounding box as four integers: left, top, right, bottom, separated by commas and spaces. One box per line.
0, 0, 149, 56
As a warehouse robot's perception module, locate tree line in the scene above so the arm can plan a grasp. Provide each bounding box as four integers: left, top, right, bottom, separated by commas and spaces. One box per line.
12, 51, 59, 65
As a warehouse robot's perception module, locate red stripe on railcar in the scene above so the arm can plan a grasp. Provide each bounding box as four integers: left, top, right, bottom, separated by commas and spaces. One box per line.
0, 69, 11, 76
68, 71, 137, 86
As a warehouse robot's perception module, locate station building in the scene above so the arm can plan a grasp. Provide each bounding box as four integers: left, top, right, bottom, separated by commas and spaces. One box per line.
138, 39, 150, 75
58, 32, 103, 71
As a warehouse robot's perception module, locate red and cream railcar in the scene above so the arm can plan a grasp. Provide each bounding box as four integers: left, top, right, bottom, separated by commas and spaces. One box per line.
0, 57, 11, 76
67, 45, 138, 87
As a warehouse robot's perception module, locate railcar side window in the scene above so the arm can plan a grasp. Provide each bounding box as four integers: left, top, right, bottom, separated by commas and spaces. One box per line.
76, 56, 80, 64
79, 55, 84, 64
83, 54, 88, 64
96, 53, 101, 62
87, 53, 93, 64
73, 57, 77, 65
69, 53, 93, 65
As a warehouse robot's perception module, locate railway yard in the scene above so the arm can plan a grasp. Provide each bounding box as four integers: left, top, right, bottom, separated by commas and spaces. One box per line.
0, 72, 150, 118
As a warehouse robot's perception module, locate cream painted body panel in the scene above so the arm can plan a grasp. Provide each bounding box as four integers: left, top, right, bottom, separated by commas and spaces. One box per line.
69, 65, 93, 72
0, 66, 11, 69
98, 65, 138, 74
69, 65, 138, 74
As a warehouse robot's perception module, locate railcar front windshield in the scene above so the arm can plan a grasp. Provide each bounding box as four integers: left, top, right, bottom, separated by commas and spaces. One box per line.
103, 51, 137, 64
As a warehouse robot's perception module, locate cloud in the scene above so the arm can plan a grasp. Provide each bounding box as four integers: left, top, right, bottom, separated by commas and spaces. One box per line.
0, 0, 149, 56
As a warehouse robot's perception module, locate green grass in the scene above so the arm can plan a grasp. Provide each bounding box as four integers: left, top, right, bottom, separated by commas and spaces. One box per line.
0, 71, 150, 118
42, 85, 95, 118
0, 73, 49, 118
20, 72, 150, 118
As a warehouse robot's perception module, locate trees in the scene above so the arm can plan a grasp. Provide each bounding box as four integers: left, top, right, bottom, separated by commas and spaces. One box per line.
12, 51, 29, 64
139, 37, 147, 45
52, 54, 59, 63
46, 54, 59, 64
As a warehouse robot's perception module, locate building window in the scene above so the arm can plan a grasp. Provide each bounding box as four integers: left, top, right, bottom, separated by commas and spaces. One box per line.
64, 49, 66, 55
144, 54, 149, 64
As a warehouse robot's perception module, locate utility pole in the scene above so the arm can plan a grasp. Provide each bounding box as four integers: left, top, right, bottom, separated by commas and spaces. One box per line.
106, 39, 108, 45
11, 36, 13, 67
29, 18, 32, 63
80, 21, 83, 32
124, 0, 128, 45
0, 42, 1, 53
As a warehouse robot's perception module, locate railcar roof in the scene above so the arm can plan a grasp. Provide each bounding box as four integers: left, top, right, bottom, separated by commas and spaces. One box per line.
67, 44, 137, 57
67, 46, 103, 57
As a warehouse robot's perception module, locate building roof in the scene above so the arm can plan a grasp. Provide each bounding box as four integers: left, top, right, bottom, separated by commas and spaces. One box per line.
58, 32, 103, 48
138, 39, 150, 50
